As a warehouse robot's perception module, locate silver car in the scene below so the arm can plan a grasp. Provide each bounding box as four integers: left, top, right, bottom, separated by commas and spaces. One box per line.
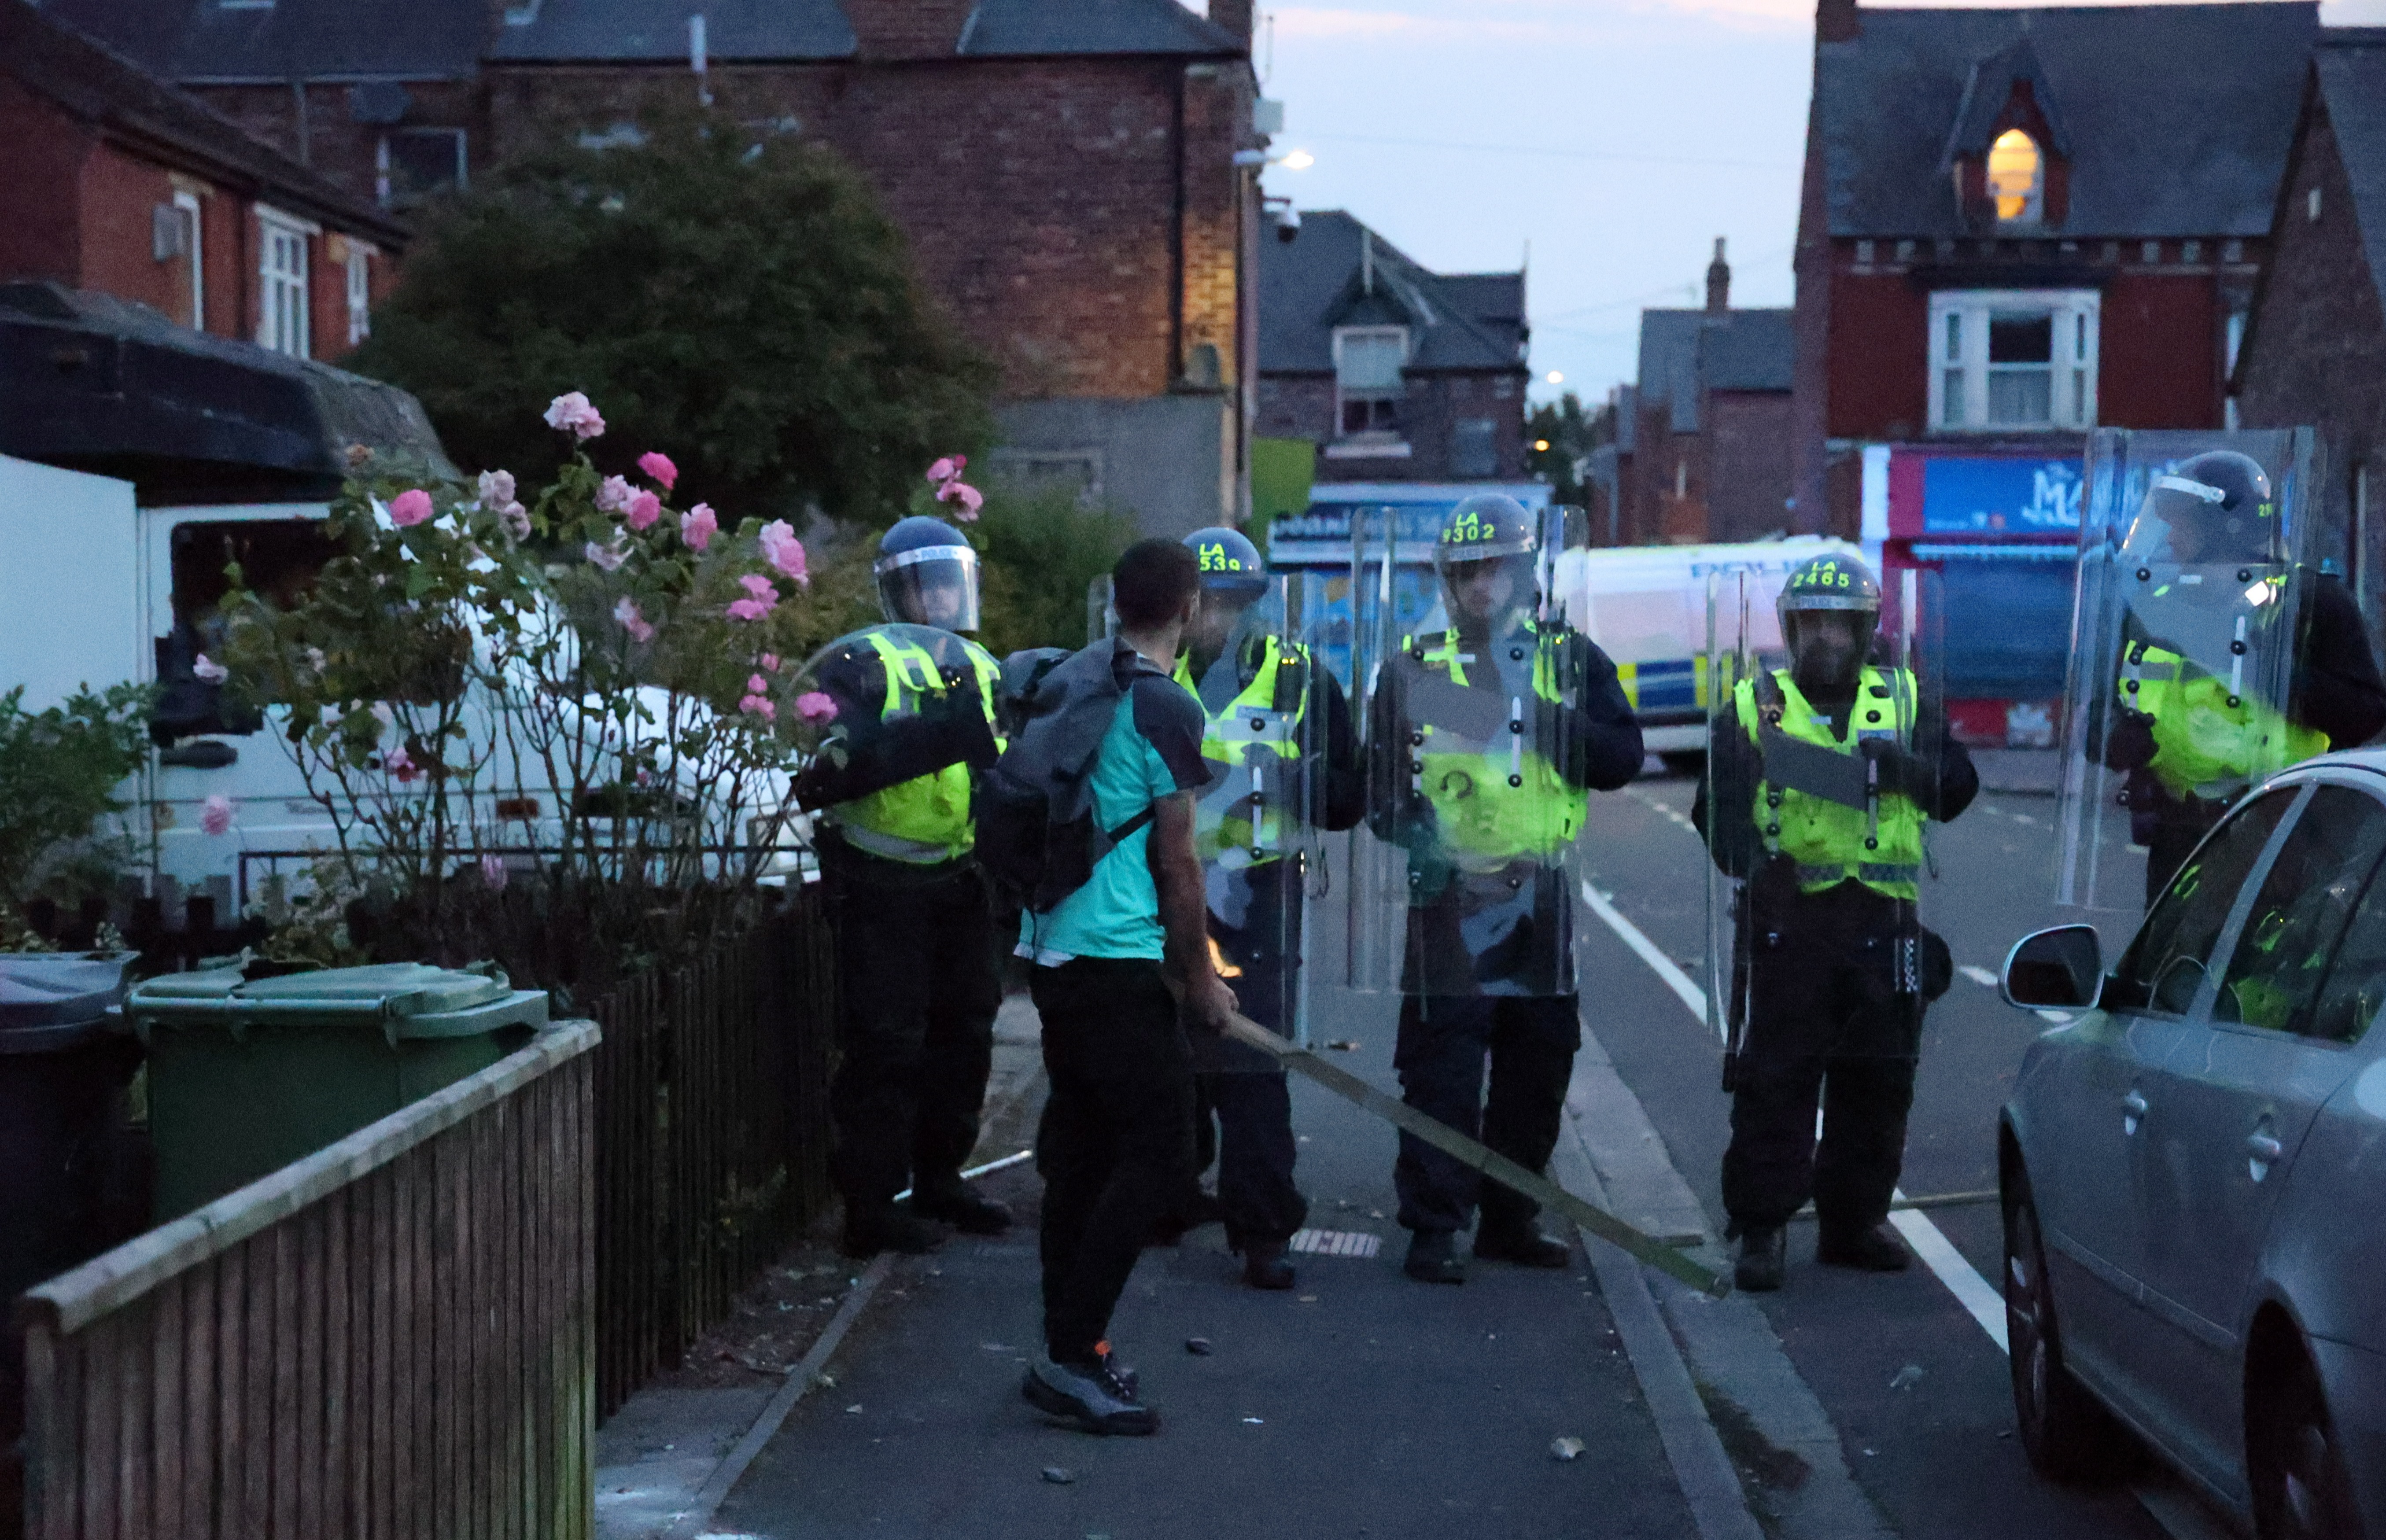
2001, 752, 2386, 1540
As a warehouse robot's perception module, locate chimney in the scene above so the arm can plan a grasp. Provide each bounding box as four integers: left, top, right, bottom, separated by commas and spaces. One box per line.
1706, 238, 1731, 314
1209, 0, 1256, 41
1816, 0, 1860, 44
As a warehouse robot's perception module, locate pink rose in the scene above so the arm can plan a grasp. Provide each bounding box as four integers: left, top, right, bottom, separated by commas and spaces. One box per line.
937, 479, 984, 521
595, 475, 633, 514
757, 520, 809, 586
637, 451, 678, 490
199, 793, 235, 837
385, 746, 424, 783
614, 596, 656, 643
476, 469, 516, 509
746, 673, 770, 695
759, 652, 781, 673
725, 572, 779, 622
390, 488, 434, 527
193, 654, 229, 685
479, 852, 510, 892
739, 692, 777, 721
926, 455, 965, 485
544, 391, 605, 439
795, 691, 838, 725
499, 503, 532, 541
585, 541, 627, 572
625, 490, 662, 531
680, 503, 717, 552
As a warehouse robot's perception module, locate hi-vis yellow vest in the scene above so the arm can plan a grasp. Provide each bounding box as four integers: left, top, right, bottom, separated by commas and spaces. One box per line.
1403, 624, 1589, 867
834, 630, 1002, 865
2120, 642, 2327, 802
1736, 666, 1924, 900
1176, 637, 1312, 869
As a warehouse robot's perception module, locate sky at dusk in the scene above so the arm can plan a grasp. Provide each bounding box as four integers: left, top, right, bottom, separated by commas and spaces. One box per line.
1243, 0, 2386, 410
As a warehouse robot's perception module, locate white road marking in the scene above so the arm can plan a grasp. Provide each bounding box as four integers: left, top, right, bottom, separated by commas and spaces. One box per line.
1582, 881, 1707, 1021
1583, 871, 2014, 1353
1958, 964, 1999, 988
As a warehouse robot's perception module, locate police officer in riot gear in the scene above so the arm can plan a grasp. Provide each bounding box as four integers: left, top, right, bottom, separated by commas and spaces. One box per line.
1695, 553, 1976, 1293
2102, 451, 2386, 904
799, 516, 1010, 1257
1368, 494, 1643, 1285
1171, 527, 1362, 1289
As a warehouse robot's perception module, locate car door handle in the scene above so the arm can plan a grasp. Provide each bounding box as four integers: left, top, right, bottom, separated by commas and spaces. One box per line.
2122, 1090, 2149, 1135
2246, 1134, 2284, 1164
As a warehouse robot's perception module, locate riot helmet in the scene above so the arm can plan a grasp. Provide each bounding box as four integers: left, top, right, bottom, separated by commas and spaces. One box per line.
874, 516, 981, 632
2125, 450, 2278, 565
1777, 553, 1881, 695
1436, 493, 1539, 634
1184, 526, 1268, 665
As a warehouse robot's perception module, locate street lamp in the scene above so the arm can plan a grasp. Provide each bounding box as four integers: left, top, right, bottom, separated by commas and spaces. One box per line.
1233, 148, 1316, 169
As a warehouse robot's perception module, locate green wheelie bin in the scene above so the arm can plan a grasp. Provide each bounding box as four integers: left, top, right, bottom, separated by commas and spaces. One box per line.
127, 961, 548, 1219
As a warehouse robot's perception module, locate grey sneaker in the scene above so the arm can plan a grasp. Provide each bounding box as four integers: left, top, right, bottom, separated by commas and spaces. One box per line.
1022, 1353, 1159, 1436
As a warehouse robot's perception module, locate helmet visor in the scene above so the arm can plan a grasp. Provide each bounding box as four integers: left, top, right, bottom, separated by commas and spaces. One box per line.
875, 545, 982, 632
2121, 474, 2284, 566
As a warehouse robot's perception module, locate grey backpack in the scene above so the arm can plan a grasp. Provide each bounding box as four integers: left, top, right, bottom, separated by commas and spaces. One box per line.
978, 639, 1162, 914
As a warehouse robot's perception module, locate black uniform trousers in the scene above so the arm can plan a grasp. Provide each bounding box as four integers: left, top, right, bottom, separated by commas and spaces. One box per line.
822, 845, 1003, 1213
1191, 862, 1310, 1248
1393, 993, 1581, 1236
1721, 890, 1925, 1240
1031, 958, 1198, 1363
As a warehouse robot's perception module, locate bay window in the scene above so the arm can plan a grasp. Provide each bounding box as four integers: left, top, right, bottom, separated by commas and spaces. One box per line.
1929, 289, 2098, 432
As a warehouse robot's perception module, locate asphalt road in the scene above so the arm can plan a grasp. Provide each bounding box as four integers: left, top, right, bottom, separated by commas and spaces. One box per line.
1577, 765, 2173, 1540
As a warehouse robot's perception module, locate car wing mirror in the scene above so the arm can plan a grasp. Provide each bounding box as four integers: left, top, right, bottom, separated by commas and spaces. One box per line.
2002, 925, 2103, 1011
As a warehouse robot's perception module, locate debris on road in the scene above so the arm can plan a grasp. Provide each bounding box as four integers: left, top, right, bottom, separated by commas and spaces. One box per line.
1551, 1437, 1586, 1462
1242, 1417, 1265, 1425
1185, 1337, 1213, 1356
1042, 1466, 1076, 1485
1889, 1364, 1924, 1391
1324, 1040, 1361, 1051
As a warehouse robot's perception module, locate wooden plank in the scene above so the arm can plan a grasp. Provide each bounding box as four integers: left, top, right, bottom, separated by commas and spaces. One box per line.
153, 1274, 184, 1540
81, 1314, 121, 1540
531, 1059, 558, 1538
397, 1145, 425, 1540
572, 1052, 596, 1540
295, 1201, 326, 1540
323, 1186, 350, 1540
270, 1225, 299, 1540
16, 1024, 601, 1338
436, 1127, 462, 1540
371, 1164, 395, 1540
217, 1243, 247, 1540
119, 1303, 153, 1540
243, 1235, 275, 1540
183, 1264, 217, 1540
20, 1322, 66, 1540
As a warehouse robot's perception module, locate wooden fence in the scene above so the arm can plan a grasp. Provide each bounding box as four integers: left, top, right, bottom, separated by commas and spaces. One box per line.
585, 890, 837, 1417
14, 1022, 600, 1540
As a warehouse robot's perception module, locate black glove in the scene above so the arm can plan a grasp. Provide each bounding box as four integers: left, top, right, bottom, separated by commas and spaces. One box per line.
1860, 737, 1930, 797
2104, 708, 2158, 772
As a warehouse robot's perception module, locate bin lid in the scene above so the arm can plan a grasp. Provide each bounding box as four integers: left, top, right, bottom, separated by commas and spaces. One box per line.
128, 961, 547, 1040
0, 951, 138, 1048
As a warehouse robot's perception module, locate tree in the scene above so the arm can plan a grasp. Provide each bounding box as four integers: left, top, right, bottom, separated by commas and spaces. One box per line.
351, 112, 998, 530
1525, 391, 1601, 508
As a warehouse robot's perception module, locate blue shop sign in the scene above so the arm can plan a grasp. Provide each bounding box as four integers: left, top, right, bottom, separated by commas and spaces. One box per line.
1922, 457, 2083, 534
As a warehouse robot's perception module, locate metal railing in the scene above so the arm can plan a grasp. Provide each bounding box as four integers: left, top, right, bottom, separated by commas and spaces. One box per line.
15, 1023, 601, 1540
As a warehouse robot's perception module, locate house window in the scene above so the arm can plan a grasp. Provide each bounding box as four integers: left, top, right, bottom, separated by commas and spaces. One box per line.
344, 243, 373, 346
379, 128, 468, 208
1334, 326, 1408, 438
257, 210, 312, 358
1452, 419, 1497, 478
1987, 129, 2041, 224
170, 191, 203, 329
1929, 289, 2099, 432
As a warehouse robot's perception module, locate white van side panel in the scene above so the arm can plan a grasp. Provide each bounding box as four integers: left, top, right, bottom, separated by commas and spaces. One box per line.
0, 455, 143, 711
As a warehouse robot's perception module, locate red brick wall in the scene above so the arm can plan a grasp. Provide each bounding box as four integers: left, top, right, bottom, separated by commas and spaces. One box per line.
1706, 390, 1795, 541
75, 138, 187, 320
1825, 267, 1928, 440
0, 78, 88, 285
845, 0, 977, 60
2098, 270, 2222, 428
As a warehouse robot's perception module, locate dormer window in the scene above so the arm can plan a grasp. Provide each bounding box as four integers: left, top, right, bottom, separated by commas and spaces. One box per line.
1988, 129, 2042, 224
1334, 326, 1409, 438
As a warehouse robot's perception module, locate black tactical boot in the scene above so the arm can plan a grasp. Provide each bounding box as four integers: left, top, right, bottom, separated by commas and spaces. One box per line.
1239, 1240, 1297, 1291
1403, 1229, 1466, 1285
1022, 1351, 1159, 1436
841, 1204, 945, 1258
1734, 1225, 1786, 1292
1818, 1223, 1910, 1272
1474, 1223, 1573, 1268
908, 1185, 1013, 1236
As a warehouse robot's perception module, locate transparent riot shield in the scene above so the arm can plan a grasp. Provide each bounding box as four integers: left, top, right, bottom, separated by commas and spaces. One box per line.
1708, 564, 1947, 1078
787, 622, 1000, 819
1346, 502, 1596, 998
2054, 430, 2322, 928
1185, 572, 1338, 1061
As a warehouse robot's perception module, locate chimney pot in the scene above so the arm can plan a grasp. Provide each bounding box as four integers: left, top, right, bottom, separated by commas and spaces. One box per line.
1706, 238, 1731, 314
1209, 0, 1256, 41
1817, 0, 1860, 43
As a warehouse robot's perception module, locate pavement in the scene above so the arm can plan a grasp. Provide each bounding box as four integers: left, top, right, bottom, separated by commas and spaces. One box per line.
600, 748, 2242, 1540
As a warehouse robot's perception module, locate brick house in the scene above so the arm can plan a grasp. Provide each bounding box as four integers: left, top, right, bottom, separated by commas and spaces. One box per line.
1, 4, 410, 365
2235, 28, 2386, 620
44, 0, 1266, 537
1597, 240, 1793, 546
1789, 0, 2316, 535
1255, 210, 1529, 483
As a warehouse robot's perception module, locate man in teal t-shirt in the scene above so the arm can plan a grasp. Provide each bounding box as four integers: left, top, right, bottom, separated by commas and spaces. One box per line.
1015, 540, 1235, 1439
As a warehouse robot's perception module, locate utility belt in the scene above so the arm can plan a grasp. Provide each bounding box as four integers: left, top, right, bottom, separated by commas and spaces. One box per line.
816, 823, 979, 891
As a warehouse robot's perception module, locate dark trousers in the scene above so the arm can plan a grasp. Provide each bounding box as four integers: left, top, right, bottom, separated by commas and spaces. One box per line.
824, 855, 1002, 1212
1190, 866, 1308, 1246
1392, 993, 1580, 1236
1032, 958, 1197, 1363
1721, 917, 1924, 1237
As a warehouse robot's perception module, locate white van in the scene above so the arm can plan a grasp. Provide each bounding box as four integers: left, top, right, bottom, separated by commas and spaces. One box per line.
1548, 536, 1867, 763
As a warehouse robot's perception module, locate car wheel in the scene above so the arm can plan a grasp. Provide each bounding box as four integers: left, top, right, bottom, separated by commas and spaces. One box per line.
2250, 1343, 2360, 1540
2004, 1172, 2124, 1482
